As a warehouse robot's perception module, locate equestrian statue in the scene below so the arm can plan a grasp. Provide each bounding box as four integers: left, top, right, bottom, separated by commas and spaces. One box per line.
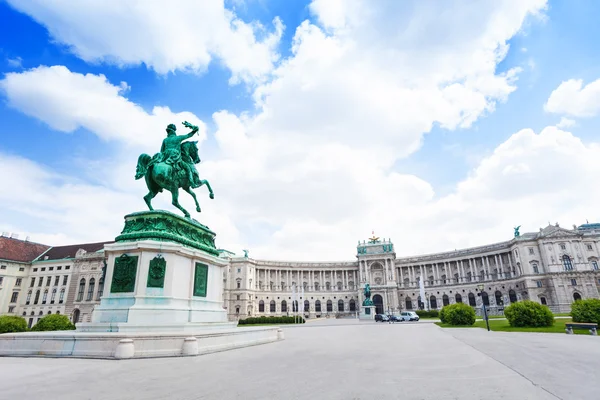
363, 283, 374, 306
135, 121, 214, 218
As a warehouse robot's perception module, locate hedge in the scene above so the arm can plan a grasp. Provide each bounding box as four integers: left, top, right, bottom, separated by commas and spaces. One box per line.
31, 314, 76, 332
439, 303, 476, 326
415, 310, 439, 318
504, 300, 554, 327
571, 298, 600, 325
0, 315, 28, 334
238, 316, 305, 325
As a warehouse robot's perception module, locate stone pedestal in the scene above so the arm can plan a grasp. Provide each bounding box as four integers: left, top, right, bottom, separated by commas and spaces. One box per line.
359, 305, 376, 320
0, 210, 283, 358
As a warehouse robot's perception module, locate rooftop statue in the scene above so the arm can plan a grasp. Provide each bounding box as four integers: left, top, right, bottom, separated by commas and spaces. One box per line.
135, 121, 214, 218
513, 225, 521, 238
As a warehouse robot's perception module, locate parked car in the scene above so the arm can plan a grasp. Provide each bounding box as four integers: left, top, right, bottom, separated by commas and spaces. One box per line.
399, 311, 419, 321
375, 314, 390, 322
388, 315, 402, 323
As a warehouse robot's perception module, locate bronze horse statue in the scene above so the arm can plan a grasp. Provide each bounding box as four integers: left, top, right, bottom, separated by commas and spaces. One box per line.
135, 126, 214, 218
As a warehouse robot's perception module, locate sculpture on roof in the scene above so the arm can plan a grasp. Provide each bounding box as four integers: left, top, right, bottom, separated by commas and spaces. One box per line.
513, 226, 521, 238
243, 249, 249, 258
135, 121, 214, 218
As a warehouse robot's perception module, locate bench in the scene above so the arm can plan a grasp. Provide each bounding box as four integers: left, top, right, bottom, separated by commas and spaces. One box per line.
565, 322, 598, 335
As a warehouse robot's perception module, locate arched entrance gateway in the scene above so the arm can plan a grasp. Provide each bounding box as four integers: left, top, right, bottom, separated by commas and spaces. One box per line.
372, 294, 384, 314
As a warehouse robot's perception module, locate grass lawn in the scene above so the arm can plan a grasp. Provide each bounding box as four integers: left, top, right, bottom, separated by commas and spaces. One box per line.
436, 318, 590, 334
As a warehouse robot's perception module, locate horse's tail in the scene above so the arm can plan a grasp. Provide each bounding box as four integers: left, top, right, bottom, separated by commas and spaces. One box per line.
135, 153, 152, 180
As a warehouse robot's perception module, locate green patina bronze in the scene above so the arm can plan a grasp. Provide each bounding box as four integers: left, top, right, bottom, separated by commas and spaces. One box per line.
111, 254, 138, 293
514, 225, 521, 238
362, 283, 374, 306
135, 121, 214, 218
115, 210, 219, 256
147, 255, 166, 288
193, 263, 208, 297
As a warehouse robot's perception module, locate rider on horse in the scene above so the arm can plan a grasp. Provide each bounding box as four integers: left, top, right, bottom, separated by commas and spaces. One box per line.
146, 122, 200, 188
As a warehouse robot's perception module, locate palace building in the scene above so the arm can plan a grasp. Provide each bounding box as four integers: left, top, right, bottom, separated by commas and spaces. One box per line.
1, 223, 599, 323
222, 223, 600, 320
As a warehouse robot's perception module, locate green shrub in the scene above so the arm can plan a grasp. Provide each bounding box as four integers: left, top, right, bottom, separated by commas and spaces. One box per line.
504, 300, 554, 327
440, 303, 476, 326
0, 315, 28, 334
571, 298, 600, 324
416, 310, 439, 318
31, 314, 76, 332
238, 316, 305, 325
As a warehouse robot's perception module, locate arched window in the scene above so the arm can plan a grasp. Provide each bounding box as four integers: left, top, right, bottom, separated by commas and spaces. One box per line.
441, 274, 447, 284
563, 255, 573, 271
235, 306, 240, 314
303, 282, 308, 291
281, 281, 285, 290
315, 300, 321, 312
573, 292, 582, 301
258, 300, 265, 312
281, 300, 287, 312
59, 288, 65, 303
34, 290, 40, 305
428, 276, 434, 286
405, 297, 413, 310
87, 278, 95, 301
349, 299, 356, 311
47, 311, 51, 315
314, 282, 319, 291
269, 282, 273, 291
270, 300, 276, 313
97, 278, 104, 300
326, 300, 333, 312
430, 295, 437, 309
304, 300, 310, 312
338, 300, 344, 312
509, 289, 517, 303
51, 288, 57, 303
42, 289, 48, 304
540, 297, 547, 305
348, 281, 354, 290
56, 311, 60, 314
468, 293, 476, 306
481, 291, 490, 306
454, 273, 459, 283
39, 311, 43, 316
325, 282, 331, 290
467, 272, 472, 282
495, 291, 503, 306
337, 282, 343, 290
442, 294, 449, 306
26, 291, 32, 304
72, 309, 80, 323
455, 293, 462, 303
77, 278, 86, 301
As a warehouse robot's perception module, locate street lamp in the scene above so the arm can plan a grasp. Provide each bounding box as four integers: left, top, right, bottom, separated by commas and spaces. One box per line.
477, 283, 490, 331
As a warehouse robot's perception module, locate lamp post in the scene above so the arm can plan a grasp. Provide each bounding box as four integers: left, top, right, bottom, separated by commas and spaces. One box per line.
477, 283, 490, 331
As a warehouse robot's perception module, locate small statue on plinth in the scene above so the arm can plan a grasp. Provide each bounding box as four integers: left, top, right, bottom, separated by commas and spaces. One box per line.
363, 283, 374, 306
513, 225, 521, 238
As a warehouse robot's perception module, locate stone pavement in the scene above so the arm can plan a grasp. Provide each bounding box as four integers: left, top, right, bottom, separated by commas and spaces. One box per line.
0, 319, 597, 399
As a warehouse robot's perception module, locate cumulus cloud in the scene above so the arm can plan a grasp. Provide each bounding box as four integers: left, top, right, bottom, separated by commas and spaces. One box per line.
545, 78, 600, 117
556, 117, 576, 129
0, 65, 206, 152
6, 0, 283, 84
7, 56, 22, 68
6, 0, 582, 261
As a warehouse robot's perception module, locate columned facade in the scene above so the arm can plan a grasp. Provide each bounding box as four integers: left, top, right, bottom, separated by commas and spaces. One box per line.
224, 223, 600, 320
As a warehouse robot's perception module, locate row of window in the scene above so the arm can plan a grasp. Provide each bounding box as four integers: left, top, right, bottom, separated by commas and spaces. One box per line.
29, 275, 69, 287
32, 266, 70, 272
0, 265, 26, 271
253, 282, 356, 291
76, 278, 104, 302
26, 288, 65, 305
255, 299, 357, 314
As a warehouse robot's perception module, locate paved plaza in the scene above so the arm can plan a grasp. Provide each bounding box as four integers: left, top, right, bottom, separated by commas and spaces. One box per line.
1, 320, 598, 399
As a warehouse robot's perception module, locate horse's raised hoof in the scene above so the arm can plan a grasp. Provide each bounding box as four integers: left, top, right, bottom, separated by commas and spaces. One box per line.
196, 206, 201, 212
209, 193, 214, 199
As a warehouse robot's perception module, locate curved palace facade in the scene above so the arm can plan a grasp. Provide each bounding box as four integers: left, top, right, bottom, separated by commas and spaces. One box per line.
223, 223, 600, 320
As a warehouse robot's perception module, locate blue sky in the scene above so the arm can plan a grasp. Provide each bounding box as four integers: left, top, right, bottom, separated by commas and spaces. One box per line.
1, 0, 599, 260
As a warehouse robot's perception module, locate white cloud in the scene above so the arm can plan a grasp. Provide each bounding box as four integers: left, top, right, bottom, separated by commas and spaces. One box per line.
545, 78, 600, 117
556, 117, 576, 129
6, 0, 283, 84
0, 65, 206, 152
6, 1, 581, 261
7, 56, 22, 68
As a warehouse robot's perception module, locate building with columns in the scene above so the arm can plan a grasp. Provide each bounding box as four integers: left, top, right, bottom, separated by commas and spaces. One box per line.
224, 223, 600, 320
